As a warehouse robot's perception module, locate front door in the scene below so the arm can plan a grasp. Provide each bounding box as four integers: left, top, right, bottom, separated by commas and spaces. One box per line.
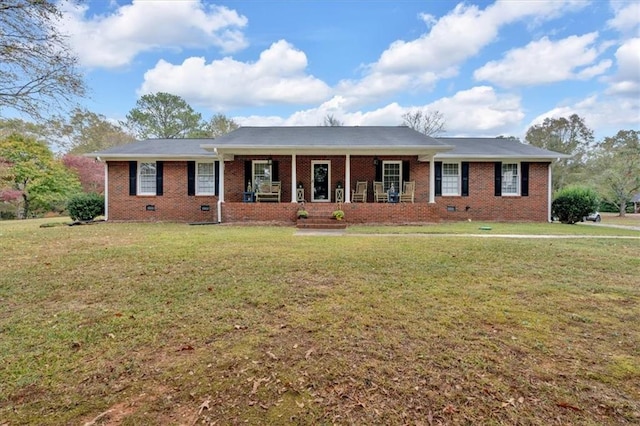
312, 161, 331, 202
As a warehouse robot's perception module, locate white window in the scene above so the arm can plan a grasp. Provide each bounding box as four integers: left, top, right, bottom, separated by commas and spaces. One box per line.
442, 163, 460, 196
196, 162, 215, 195
253, 160, 272, 190
383, 161, 401, 192
138, 162, 156, 195
502, 163, 519, 195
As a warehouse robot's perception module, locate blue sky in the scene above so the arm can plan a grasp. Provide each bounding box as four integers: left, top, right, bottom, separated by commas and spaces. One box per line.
58, 0, 639, 140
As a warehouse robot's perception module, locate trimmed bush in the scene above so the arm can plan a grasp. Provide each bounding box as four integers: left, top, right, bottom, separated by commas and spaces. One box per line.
67, 192, 105, 221
552, 186, 599, 224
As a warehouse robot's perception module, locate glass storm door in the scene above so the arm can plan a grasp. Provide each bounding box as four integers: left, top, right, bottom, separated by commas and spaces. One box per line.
312, 161, 331, 202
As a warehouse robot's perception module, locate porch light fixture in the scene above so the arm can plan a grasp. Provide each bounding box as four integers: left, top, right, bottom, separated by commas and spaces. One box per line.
373, 157, 379, 166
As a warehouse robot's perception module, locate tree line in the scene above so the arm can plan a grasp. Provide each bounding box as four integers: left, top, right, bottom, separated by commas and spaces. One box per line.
0, 1, 637, 219
0, 92, 239, 219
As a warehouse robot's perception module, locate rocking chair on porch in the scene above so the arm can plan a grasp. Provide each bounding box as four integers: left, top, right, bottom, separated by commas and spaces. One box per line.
351, 181, 368, 203
373, 181, 386, 202
400, 181, 415, 203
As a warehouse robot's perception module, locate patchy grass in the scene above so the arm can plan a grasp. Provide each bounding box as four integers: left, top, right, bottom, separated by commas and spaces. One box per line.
349, 220, 640, 236
597, 212, 640, 227
0, 219, 638, 425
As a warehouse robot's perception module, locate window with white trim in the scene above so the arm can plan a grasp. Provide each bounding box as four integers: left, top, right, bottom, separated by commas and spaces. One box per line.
138, 162, 156, 195
383, 161, 401, 192
196, 162, 215, 195
253, 160, 272, 190
442, 163, 460, 195
502, 163, 519, 195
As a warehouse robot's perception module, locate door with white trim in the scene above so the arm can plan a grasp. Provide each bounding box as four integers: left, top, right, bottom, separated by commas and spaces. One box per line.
311, 161, 331, 202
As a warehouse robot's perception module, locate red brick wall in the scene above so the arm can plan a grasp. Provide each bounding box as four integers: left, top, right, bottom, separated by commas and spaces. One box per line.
107, 161, 218, 222
106, 159, 551, 223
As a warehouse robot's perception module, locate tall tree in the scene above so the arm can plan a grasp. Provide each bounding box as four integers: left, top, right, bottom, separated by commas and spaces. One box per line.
62, 154, 104, 193
525, 114, 593, 193
590, 130, 640, 216
201, 113, 239, 138
0, 0, 86, 120
123, 92, 204, 139
0, 118, 50, 143
0, 134, 80, 218
321, 114, 343, 126
402, 109, 446, 136
48, 108, 135, 154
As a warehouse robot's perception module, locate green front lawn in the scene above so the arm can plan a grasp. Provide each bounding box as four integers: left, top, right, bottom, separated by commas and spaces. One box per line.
0, 220, 638, 424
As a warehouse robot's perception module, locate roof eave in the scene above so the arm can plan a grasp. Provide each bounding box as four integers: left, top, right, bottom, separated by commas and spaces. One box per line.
86, 153, 219, 161
202, 144, 454, 156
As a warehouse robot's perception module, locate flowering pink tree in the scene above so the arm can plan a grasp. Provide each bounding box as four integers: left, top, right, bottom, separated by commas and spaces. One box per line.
62, 155, 104, 193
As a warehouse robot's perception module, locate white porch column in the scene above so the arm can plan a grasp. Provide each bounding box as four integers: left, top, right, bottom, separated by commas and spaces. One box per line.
291, 154, 297, 203
218, 159, 225, 202
345, 154, 351, 203
429, 155, 435, 204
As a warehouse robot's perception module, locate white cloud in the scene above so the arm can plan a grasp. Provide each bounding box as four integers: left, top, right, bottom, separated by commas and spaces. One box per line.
607, 1, 640, 34
337, 0, 588, 105
59, 0, 248, 68
428, 86, 524, 135
236, 86, 525, 137
139, 40, 332, 110
474, 33, 610, 87
373, 0, 586, 76
605, 38, 640, 97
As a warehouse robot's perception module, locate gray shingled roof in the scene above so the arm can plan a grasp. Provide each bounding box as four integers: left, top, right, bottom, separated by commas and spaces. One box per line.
435, 137, 570, 160
209, 126, 448, 148
88, 127, 568, 160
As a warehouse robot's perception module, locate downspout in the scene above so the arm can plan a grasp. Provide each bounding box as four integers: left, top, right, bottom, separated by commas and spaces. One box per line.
98, 157, 108, 221
216, 150, 225, 223
548, 162, 553, 222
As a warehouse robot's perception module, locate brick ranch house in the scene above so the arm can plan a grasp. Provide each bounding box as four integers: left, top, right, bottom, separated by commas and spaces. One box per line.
89, 126, 569, 224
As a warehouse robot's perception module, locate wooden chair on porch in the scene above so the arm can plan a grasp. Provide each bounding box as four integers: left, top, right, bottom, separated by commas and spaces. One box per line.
351, 181, 367, 202
400, 181, 415, 203
373, 181, 386, 202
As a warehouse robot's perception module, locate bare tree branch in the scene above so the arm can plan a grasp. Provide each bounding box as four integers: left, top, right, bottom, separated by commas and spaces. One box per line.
0, 0, 86, 120
401, 109, 446, 136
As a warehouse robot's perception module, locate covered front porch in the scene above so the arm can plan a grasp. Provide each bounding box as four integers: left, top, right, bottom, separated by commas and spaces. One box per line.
216, 154, 439, 205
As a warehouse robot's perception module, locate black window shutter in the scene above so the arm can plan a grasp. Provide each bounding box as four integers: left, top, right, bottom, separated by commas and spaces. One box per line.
461, 162, 469, 197
435, 161, 442, 196
129, 161, 137, 196
187, 161, 195, 196
272, 160, 279, 181
155, 161, 163, 196
375, 161, 382, 182
494, 162, 502, 196
244, 160, 252, 189
521, 162, 529, 197
402, 160, 410, 183
214, 161, 220, 196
